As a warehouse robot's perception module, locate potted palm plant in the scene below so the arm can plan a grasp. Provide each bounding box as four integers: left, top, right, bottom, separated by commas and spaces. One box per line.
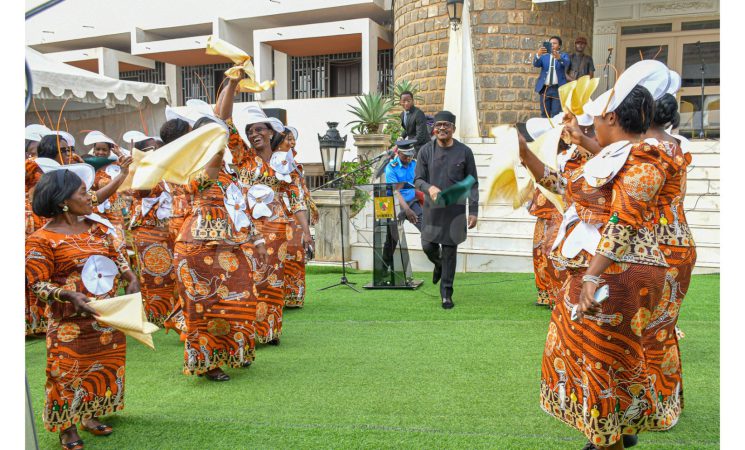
346, 92, 398, 161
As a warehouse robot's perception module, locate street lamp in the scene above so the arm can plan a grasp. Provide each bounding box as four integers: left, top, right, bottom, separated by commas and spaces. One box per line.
317, 121, 347, 180
447, 0, 464, 31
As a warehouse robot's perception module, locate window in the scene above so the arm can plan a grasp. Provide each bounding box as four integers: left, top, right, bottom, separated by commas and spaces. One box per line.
290, 50, 394, 99
180, 63, 254, 104
617, 16, 719, 138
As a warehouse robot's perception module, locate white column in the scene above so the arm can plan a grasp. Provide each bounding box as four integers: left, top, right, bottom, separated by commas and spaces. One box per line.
443, 0, 479, 139
361, 23, 378, 94
165, 63, 183, 106
98, 48, 119, 79
274, 50, 289, 100
254, 42, 274, 101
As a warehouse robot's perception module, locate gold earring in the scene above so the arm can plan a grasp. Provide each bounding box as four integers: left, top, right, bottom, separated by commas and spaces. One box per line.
63, 205, 69, 212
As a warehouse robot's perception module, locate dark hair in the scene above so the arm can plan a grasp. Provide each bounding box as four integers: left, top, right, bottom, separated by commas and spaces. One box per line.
652, 93, 680, 129
614, 85, 654, 134
193, 116, 217, 129
400, 91, 414, 100
160, 118, 191, 144
32, 170, 83, 218
25, 139, 36, 154
37, 135, 68, 159
134, 138, 157, 150
550, 36, 562, 47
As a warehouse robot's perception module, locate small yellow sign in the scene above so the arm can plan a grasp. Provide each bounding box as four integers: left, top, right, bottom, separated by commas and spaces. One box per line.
374, 196, 395, 220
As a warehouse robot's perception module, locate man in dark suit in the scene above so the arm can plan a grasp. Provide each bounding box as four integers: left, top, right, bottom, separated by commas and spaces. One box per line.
533, 36, 570, 118
399, 91, 430, 157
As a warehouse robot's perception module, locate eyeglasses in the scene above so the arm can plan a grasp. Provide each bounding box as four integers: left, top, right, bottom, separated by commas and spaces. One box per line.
248, 126, 270, 135
433, 122, 454, 129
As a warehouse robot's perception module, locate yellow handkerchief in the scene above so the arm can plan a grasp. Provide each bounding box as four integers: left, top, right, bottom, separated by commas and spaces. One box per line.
485, 125, 521, 205
89, 293, 159, 350
206, 35, 277, 93
132, 123, 227, 190
116, 148, 147, 193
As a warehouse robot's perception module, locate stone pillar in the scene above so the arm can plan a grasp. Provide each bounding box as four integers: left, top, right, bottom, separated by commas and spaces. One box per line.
165, 63, 183, 106
362, 22, 379, 94
273, 50, 290, 100
98, 48, 119, 79
254, 42, 274, 100
311, 189, 356, 262
352, 134, 389, 161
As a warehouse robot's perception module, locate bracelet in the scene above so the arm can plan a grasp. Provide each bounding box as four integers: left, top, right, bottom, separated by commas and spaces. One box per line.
582, 274, 603, 286
52, 288, 70, 303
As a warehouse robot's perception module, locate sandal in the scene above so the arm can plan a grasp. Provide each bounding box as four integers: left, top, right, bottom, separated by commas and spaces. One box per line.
205, 370, 230, 382
60, 436, 84, 450
267, 338, 280, 346
82, 422, 113, 436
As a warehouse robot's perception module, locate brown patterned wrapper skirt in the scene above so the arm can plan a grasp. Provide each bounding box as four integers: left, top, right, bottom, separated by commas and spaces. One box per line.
532, 213, 564, 308
283, 218, 306, 308
540, 262, 680, 447
174, 241, 257, 375
44, 316, 126, 432
244, 220, 287, 343
131, 226, 177, 327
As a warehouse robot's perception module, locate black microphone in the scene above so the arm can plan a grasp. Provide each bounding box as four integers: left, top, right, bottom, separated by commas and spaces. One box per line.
373, 148, 397, 179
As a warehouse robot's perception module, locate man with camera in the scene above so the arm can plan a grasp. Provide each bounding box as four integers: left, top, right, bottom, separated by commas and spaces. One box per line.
533, 36, 570, 117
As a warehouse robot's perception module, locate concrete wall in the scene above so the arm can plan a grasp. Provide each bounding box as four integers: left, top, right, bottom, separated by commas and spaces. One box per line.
393, 0, 594, 134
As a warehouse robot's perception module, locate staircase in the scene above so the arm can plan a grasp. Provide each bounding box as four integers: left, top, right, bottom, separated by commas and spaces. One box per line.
350, 138, 720, 274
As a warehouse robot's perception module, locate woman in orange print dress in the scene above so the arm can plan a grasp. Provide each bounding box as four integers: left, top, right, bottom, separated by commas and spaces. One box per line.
276, 126, 314, 309
173, 121, 267, 381
519, 60, 677, 449
26, 169, 140, 449
217, 79, 312, 345
25, 136, 131, 337
642, 92, 696, 421
84, 131, 129, 229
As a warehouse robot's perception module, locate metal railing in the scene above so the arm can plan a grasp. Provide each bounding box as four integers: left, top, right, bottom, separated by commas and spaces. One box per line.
120, 61, 167, 85
181, 63, 254, 104
291, 50, 394, 99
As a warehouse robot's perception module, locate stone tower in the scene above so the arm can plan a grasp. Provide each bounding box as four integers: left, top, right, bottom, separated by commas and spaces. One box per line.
394, 0, 595, 135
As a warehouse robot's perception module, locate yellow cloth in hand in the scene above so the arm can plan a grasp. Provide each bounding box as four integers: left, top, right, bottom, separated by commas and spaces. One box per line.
116, 148, 146, 193
485, 125, 522, 206
89, 293, 159, 350
206, 35, 277, 93
131, 123, 227, 190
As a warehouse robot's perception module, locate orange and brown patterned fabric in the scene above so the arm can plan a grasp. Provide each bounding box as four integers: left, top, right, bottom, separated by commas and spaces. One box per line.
282, 216, 307, 308
92, 165, 127, 229
539, 141, 678, 447
129, 183, 177, 328
25, 159, 50, 335
175, 168, 260, 374
528, 189, 563, 307
25, 221, 130, 432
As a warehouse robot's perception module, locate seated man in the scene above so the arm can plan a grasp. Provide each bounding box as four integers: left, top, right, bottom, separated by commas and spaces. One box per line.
382, 140, 422, 272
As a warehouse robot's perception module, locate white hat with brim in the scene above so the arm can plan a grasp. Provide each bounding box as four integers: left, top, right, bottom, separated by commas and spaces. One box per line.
35, 158, 95, 190
26, 124, 51, 142
84, 130, 116, 146
526, 112, 564, 140
667, 70, 681, 95
234, 105, 285, 147
583, 60, 671, 117
577, 110, 594, 127
47, 131, 76, 147
122, 130, 157, 146
185, 99, 229, 132
165, 105, 197, 126
285, 126, 298, 140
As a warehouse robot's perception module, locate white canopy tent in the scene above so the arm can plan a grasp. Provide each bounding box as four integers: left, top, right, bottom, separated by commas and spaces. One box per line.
25, 47, 170, 149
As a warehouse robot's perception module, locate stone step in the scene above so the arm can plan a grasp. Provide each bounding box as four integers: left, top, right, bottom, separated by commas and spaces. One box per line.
689, 224, 720, 244
688, 166, 719, 181
355, 228, 535, 253
477, 216, 536, 235
684, 194, 720, 211
689, 153, 719, 168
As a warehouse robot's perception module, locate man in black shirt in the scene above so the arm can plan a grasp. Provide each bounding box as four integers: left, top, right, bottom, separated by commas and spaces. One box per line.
399, 91, 430, 157
566, 36, 596, 81
414, 111, 479, 309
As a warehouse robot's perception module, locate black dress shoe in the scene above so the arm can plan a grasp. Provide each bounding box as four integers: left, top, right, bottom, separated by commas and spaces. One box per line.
623, 434, 638, 448
268, 337, 281, 346
433, 265, 442, 284
441, 298, 454, 309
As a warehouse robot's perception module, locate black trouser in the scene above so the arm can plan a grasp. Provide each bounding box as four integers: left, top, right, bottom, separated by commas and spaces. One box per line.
383, 200, 422, 270
421, 240, 457, 299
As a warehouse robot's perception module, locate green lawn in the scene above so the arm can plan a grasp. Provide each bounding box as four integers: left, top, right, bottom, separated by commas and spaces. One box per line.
25, 269, 720, 449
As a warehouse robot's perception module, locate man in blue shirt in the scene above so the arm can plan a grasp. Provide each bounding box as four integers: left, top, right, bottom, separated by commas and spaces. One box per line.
533, 35, 570, 118
382, 139, 421, 272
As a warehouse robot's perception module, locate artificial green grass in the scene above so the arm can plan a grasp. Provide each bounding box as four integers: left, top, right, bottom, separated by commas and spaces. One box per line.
25, 270, 720, 449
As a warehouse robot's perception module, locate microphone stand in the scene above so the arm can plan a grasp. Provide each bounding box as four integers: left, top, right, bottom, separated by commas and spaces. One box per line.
604, 48, 613, 92
696, 41, 706, 139
312, 149, 393, 293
